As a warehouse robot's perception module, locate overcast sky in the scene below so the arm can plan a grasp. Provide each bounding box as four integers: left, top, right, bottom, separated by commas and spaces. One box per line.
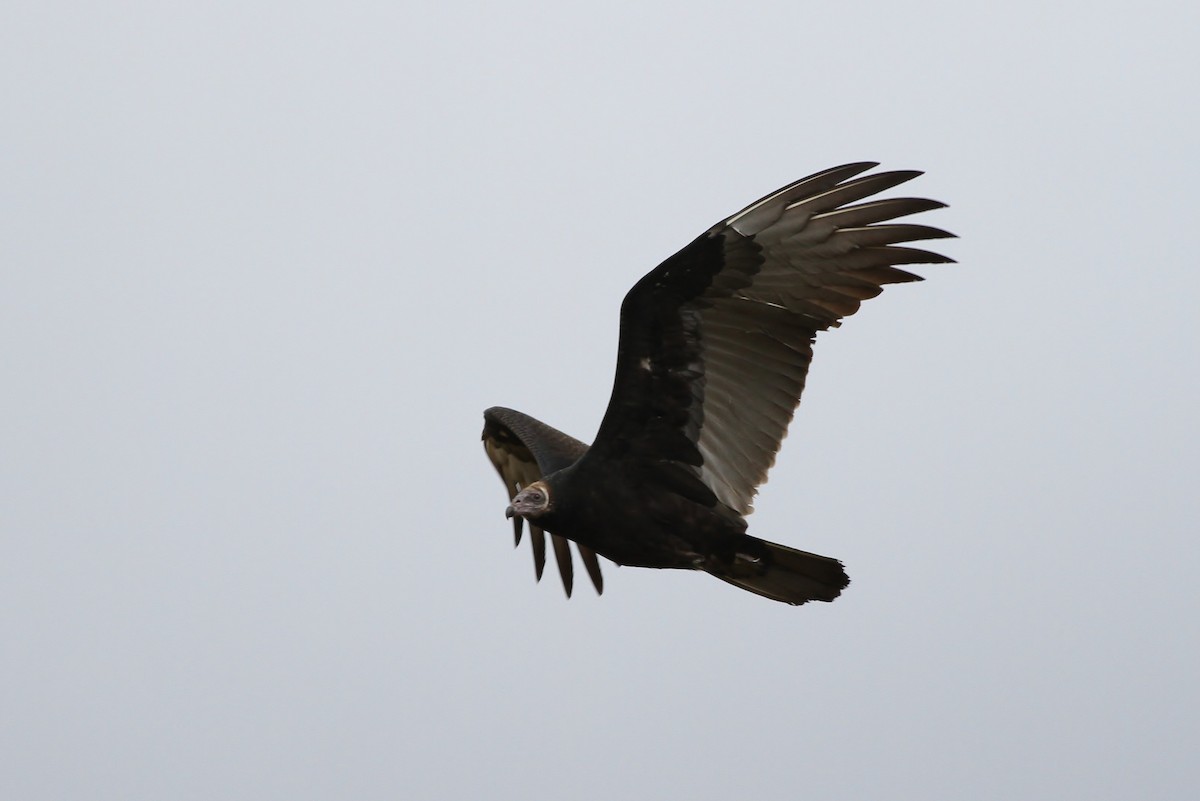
3, 2, 1197, 799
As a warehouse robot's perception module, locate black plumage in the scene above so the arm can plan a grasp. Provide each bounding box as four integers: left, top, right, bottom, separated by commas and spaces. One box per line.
482, 163, 954, 605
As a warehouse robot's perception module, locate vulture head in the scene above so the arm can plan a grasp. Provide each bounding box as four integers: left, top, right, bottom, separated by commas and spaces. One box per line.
506, 481, 552, 521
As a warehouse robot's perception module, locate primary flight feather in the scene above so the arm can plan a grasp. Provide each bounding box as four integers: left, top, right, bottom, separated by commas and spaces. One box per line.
482, 162, 953, 605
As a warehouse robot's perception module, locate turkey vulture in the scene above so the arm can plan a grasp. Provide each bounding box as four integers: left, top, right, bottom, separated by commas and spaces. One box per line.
482, 163, 953, 605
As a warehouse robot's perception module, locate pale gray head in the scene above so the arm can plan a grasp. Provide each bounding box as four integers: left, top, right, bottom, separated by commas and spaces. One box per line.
505, 480, 551, 520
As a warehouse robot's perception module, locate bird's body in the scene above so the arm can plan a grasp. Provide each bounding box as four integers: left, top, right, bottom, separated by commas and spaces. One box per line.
483, 163, 953, 605
525, 450, 733, 570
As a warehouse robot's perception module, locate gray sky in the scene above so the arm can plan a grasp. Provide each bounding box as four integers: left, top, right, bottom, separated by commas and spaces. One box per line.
3, 1, 1197, 799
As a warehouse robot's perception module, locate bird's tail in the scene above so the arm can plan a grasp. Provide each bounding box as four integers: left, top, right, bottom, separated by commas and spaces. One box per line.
704, 536, 850, 605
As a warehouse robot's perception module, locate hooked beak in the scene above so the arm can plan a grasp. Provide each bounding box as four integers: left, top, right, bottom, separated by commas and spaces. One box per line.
505, 505, 515, 519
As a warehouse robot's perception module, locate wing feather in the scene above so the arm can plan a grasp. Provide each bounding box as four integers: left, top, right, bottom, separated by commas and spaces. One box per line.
578, 545, 604, 594
550, 533, 574, 597
816, 197, 947, 227
586, 164, 954, 514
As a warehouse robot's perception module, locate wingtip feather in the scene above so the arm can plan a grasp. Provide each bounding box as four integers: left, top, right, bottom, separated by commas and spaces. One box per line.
551, 535, 575, 598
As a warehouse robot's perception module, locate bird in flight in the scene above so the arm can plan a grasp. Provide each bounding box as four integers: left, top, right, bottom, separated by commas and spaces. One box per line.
482, 163, 953, 605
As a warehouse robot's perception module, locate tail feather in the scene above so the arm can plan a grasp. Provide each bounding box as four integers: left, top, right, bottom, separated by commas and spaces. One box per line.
705, 536, 850, 605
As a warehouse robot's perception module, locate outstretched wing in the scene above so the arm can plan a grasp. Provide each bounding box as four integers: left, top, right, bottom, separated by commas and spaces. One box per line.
586, 163, 954, 515
481, 406, 604, 596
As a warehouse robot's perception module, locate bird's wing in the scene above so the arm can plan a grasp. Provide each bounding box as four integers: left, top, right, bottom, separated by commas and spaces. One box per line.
587, 163, 954, 515
481, 407, 604, 595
